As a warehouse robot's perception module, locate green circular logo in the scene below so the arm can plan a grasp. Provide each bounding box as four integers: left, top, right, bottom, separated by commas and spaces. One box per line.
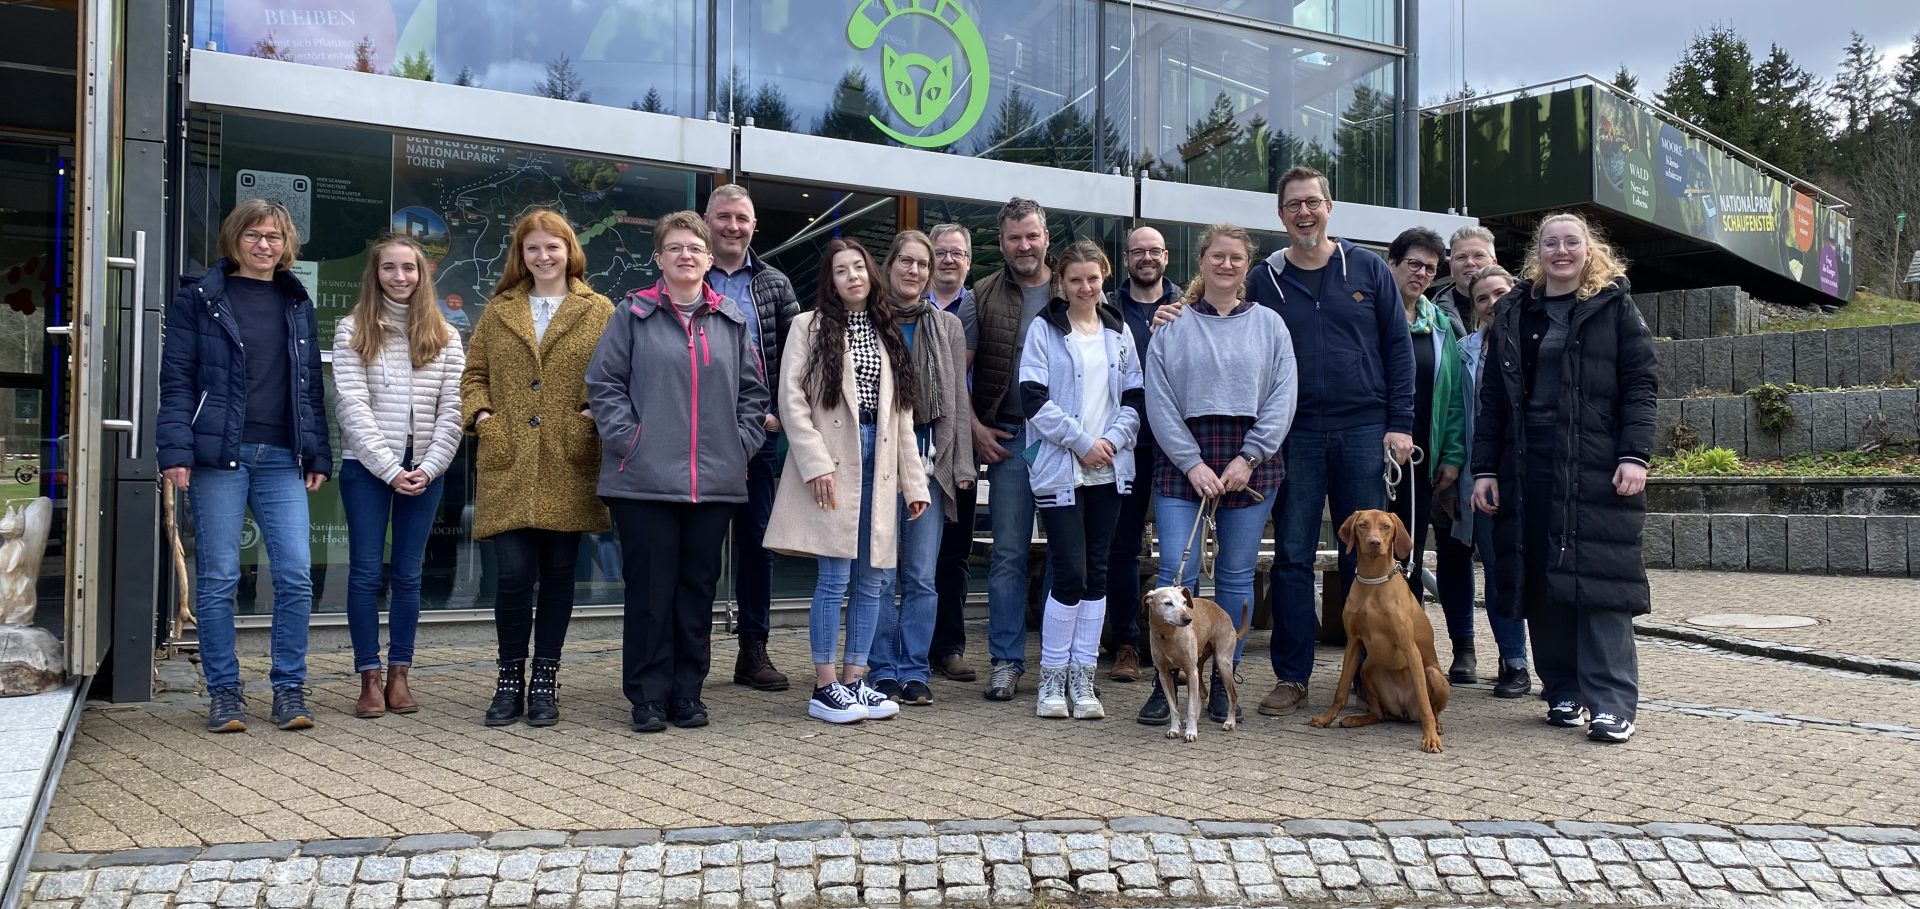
847, 0, 991, 149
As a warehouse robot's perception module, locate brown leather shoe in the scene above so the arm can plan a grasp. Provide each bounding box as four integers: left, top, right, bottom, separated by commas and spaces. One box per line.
1109, 645, 1141, 683
355, 669, 385, 719
733, 638, 790, 691
385, 665, 419, 714
935, 653, 976, 682
1257, 681, 1308, 716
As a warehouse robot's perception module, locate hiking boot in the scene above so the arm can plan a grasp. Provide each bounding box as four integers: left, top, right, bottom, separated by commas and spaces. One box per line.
1493, 664, 1532, 699
355, 669, 386, 719
271, 687, 314, 730
1208, 668, 1240, 723
385, 665, 419, 714
983, 662, 1022, 701
484, 659, 525, 727
206, 686, 247, 733
1448, 637, 1478, 685
1109, 645, 1141, 683
526, 657, 561, 727
1136, 676, 1171, 725
936, 652, 977, 682
1257, 681, 1308, 716
733, 638, 789, 691
1034, 665, 1069, 718
1067, 663, 1105, 720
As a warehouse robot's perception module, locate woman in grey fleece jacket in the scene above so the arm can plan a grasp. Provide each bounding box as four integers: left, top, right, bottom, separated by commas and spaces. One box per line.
1017, 240, 1145, 721
1143, 224, 1297, 718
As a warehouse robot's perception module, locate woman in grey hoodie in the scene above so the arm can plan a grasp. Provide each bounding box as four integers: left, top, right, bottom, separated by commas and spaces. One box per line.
1018, 240, 1144, 721
1143, 224, 1298, 722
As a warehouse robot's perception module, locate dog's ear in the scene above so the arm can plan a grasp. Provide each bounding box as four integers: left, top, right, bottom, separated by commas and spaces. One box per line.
1180, 587, 1194, 608
1390, 512, 1414, 559
1337, 511, 1361, 554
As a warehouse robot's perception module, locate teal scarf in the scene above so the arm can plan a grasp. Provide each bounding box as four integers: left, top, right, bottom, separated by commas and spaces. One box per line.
1407, 296, 1442, 336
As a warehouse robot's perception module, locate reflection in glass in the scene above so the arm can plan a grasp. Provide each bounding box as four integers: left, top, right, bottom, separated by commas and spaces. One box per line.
1159, 0, 1398, 46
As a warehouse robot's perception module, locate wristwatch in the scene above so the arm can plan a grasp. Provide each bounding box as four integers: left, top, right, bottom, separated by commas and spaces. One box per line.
1240, 452, 1262, 469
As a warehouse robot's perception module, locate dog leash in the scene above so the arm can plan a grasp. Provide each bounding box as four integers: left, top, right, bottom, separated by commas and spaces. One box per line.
1383, 442, 1426, 579
1173, 485, 1266, 583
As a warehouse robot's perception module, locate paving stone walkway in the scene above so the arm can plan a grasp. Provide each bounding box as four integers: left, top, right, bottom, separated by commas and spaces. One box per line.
1640, 569, 1920, 671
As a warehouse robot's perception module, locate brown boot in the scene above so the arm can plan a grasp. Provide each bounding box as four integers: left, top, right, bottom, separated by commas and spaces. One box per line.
355, 669, 385, 719
733, 638, 790, 691
1109, 645, 1141, 683
385, 665, 419, 714
935, 653, 977, 682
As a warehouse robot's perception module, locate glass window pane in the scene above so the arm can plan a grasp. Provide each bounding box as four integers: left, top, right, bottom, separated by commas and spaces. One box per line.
1156, 0, 1398, 45
1105, 5, 1398, 204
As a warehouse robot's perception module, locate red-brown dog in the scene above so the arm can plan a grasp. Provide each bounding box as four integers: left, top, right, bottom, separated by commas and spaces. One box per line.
1309, 509, 1450, 752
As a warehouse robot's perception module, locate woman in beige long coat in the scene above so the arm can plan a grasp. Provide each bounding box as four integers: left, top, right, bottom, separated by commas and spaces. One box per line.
765, 238, 930, 725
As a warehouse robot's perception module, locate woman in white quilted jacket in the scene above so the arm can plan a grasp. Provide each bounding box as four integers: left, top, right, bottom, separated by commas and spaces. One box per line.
333, 233, 466, 718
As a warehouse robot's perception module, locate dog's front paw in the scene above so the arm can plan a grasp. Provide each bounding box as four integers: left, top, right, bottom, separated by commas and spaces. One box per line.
1221, 718, 1237, 733
1165, 726, 1183, 740
1182, 729, 1198, 743
1307, 712, 1336, 728
1421, 734, 1444, 753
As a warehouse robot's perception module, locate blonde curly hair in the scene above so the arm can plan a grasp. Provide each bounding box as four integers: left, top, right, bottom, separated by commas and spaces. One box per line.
1176, 223, 1256, 307
1521, 212, 1628, 300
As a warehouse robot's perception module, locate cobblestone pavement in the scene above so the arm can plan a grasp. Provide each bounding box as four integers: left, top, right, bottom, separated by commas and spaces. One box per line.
28, 571, 1920, 907
24, 816, 1920, 909
1642, 569, 1920, 669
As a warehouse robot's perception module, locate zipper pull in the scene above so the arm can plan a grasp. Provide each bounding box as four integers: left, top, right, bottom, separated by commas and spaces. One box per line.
700, 327, 710, 365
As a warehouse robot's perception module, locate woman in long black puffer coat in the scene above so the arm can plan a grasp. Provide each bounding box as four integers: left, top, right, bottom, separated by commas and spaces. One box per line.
1471, 211, 1657, 745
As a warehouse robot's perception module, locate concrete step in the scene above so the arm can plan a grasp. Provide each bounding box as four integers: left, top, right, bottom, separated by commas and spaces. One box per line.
1655, 387, 1918, 457
1652, 321, 1920, 396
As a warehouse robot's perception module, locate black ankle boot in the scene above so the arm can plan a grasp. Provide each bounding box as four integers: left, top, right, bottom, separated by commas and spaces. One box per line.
1207, 667, 1239, 723
484, 660, 525, 727
526, 657, 561, 727
1136, 676, 1171, 725
1448, 637, 1477, 685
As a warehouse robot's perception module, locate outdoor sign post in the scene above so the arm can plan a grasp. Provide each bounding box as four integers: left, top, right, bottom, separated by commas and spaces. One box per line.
1896, 212, 1908, 293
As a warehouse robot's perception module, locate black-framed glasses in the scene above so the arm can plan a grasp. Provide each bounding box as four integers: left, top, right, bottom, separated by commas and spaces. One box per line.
1282, 197, 1329, 214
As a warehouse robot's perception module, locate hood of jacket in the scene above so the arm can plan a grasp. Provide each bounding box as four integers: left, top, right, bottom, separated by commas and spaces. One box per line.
1038, 296, 1125, 335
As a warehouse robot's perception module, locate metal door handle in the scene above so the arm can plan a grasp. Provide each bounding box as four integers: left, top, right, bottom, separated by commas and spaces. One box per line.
104, 230, 146, 458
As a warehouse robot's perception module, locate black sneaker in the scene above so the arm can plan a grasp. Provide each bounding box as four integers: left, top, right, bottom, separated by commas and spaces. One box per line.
1546, 700, 1591, 727
206, 686, 247, 734
1136, 677, 1171, 725
631, 701, 668, 733
668, 698, 709, 729
1493, 665, 1532, 699
809, 683, 867, 724
1588, 713, 1635, 743
870, 678, 905, 702
900, 680, 934, 706
271, 688, 314, 731
1207, 668, 1241, 724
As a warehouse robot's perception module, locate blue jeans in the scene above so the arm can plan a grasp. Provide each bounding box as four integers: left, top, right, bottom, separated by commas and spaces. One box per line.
188, 442, 314, 692
809, 424, 892, 666
1472, 511, 1531, 665
1271, 423, 1388, 684
733, 435, 780, 641
871, 492, 943, 683
985, 423, 1035, 668
340, 457, 446, 673
1155, 494, 1276, 665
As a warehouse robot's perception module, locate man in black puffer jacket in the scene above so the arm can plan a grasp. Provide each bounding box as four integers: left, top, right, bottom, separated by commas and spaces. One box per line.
705, 184, 801, 692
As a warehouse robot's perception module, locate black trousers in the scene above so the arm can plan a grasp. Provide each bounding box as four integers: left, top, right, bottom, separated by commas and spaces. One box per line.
492, 528, 581, 662
1038, 483, 1123, 604
1102, 439, 1154, 649
931, 479, 977, 659
1521, 421, 1639, 719
608, 498, 733, 707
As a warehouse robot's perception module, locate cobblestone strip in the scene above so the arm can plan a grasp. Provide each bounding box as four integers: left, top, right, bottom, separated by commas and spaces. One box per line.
1637, 618, 1920, 681
24, 818, 1920, 909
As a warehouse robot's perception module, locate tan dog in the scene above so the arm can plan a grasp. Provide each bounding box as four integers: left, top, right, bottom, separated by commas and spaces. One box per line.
1309, 510, 1450, 753
1143, 586, 1248, 742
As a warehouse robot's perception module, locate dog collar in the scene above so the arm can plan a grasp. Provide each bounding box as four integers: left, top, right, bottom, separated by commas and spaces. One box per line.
1354, 566, 1400, 585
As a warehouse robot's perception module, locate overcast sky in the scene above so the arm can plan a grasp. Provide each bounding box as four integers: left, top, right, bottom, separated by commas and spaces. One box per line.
1414, 1, 1918, 106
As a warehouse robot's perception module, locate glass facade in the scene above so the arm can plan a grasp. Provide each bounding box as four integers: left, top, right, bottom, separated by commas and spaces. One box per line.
1167, 0, 1398, 45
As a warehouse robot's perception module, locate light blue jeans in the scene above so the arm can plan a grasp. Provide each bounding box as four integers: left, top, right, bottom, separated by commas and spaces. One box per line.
870, 490, 944, 683
809, 424, 892, 667
1154, 494, 1277, 665
188, 442, 314, 692
985, 422, 1035, 668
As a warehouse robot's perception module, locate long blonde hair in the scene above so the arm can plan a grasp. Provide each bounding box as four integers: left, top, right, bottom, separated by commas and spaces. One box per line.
1177, 223, 1255, 307
1521, 212, 1628, 300
494, 209, 586, 295
350, 233, 453, 368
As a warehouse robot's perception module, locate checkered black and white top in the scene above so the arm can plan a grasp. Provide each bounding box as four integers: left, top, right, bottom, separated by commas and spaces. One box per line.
847, 309, 881, 422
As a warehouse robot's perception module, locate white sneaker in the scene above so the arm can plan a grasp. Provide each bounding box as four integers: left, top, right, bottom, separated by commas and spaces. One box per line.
1067, 663, 1105, 720
1035, 665, 1069, 718
808, 683, 867, 724
849, 679, 900, 720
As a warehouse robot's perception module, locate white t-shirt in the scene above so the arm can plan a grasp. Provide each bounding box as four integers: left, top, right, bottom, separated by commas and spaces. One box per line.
1069, 329, 1116, 487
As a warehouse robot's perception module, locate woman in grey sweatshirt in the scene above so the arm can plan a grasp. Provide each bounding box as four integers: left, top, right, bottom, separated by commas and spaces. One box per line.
1143, 224, 1298, 721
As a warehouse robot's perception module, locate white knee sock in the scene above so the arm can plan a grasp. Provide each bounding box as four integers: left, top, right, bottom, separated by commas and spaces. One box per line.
1041, 596, 1078, 667
1071, 597, 1106, 666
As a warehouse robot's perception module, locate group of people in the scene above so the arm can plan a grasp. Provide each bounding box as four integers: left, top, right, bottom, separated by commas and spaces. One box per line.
157, 165, 1656, 744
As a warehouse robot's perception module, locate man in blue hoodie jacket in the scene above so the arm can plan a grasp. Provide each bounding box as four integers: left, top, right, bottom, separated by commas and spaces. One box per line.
1192, 166, 1417, 716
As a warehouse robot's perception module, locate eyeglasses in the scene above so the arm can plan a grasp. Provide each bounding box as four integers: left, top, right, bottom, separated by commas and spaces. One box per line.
895, 256, 929, 272
1399, 260, 1438, 276
1205, 252, 1249, 267
1540, 238, 1586, 252
932, 249, 970, 261
660, 243, 710, 258
241, 230, 285, 248
1282, 197, 1329, 214
1127, 247, 1167, 259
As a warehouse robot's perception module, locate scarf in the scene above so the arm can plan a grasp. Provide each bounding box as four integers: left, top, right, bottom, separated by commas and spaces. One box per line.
893, 295, 950, 427
1407, 296, 1441, 336
892, 293, 970, 520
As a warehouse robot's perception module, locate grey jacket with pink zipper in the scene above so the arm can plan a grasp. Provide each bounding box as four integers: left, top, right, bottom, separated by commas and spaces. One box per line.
586, 281, 770, 504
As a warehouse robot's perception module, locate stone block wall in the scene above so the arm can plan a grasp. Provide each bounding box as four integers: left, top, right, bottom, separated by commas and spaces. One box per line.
1652, 322, 1920, 396
1653, 388, 1919, 457
1634, 286, 1762, 341
1644, 513, 1919, 576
